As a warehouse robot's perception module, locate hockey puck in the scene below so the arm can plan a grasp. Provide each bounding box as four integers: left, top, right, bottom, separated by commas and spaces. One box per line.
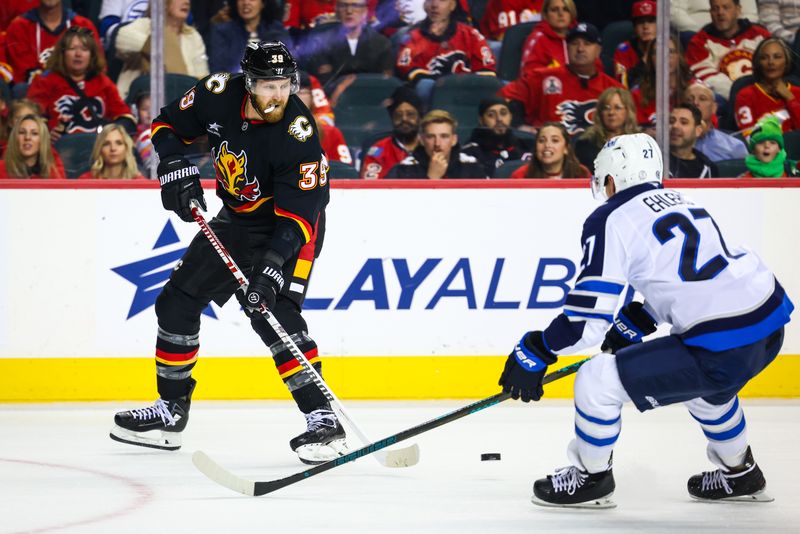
481, 453, 501, 461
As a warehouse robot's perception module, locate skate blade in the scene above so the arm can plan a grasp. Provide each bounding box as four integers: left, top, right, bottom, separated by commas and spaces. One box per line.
531, 492, 617, 509
109, 425, 182, 451
296, 438, 348, 465
690, 490, 774, 503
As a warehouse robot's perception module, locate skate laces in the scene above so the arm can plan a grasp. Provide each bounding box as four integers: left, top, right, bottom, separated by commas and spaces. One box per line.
305, 409, 338, 432
130, 399, 177, 426
550, 466, 588, 495
700, 469, 734, 495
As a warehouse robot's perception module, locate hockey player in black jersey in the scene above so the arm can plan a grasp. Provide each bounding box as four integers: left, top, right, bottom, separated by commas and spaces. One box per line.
110, 41, 346, 465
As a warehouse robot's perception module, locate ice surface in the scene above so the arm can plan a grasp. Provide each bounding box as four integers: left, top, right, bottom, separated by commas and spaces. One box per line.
2, 400, 799, 533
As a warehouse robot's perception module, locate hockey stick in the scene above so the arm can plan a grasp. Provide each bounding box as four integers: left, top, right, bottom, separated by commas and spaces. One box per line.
189, 201, 419, 468
192, 357, 589, 496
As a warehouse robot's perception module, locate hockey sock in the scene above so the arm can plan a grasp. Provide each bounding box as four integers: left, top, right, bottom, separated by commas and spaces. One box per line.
155, 326, 199, 399
270, 332, 328, 413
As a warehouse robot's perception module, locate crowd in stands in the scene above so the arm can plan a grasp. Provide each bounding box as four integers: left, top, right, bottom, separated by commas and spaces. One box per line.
2, 0, 800, 179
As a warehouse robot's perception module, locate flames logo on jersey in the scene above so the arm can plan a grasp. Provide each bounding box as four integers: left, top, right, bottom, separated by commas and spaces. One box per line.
556, 100, 598, 135
213, 141, 261, 201
54, 94, 105, 133
426, 51, 470, 76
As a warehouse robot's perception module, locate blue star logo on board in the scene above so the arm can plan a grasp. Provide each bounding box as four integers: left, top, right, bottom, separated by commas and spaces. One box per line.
112, 220, 217, 320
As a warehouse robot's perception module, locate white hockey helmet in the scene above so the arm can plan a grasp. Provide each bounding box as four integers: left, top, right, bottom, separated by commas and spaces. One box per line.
591, 133, 662, 200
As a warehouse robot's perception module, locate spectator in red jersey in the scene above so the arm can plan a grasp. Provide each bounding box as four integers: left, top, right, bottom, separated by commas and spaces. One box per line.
0, 33, 13, 84
284, 0, 378, 31
297, 71, 353, 165
480, 0, 543, 41
741, 115, 800, 177
518, 0, 575, 74
4, 0, 102, 85
387, 109, 487, 178
27, 27, 135, 140
78, 123, 144, 179
0, 98, 42, 156
0, 1, 39, 32
395, 0, 496, 103
499, 23, 622, 135
613, 0, 656, 88
686, 0, 770, 101
734, 37, 800, 133
360, 86, 424, 179
0, 114, 65, 178
303, 0, 393, 88
574, 87, 639, 171
510, 121, 590, 178
462, 96, 534, 176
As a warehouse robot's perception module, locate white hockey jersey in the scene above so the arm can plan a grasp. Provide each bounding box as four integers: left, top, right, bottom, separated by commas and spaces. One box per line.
543, 183, 794, 354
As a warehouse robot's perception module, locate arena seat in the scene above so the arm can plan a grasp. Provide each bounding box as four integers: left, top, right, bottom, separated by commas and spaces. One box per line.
492, 159, 527, 177
55, 132, 98, 178
125, 73, 199, 106
333, 74, 403, 149
496, 21, 537, 81
430, 74, 504, 132
328, 159, 361, 179
715, 158, 747, 178
600, 21, 633, 77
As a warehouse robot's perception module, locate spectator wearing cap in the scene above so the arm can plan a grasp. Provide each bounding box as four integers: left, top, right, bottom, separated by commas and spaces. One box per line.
462, 96, 534, 177
4, 0, 103, 85
499, 22, 622, 135
297, 71, 353, 165
686, 0, 770, 101
395, 0, 496, 104
669, 103, 719, 178
685, 81, 748, 161
741, 115, 800, 177
360, 87, 424, 179
208, 0, 290, 75
302, 0, 393, 90
518, 0, 576, 74
386, 110, 487, 179
734, 36, 800, 134
574, 87, 639, 170
613, 0, 656, 89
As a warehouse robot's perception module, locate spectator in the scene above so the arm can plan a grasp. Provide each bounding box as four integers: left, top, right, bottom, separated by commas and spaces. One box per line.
480, 0, 543, 42
462, 96, 533, 176
114, 0, 209, 98
519, 0, 576, 74
614, 0, 656, 88
5, 0, 102, 85
28, 27, 135, 140
395, 0, 496, 102
303, 0, 393, 89
734, 36, 800, 133
1, 98, 42, 155
77, 123, 144, 179
741, 115, 800, 176
0, 33, 13, 85
499, 23, 622, 135
686, 0, 770, 101
669, 103, 719, 178
0, 1, 39, 32
386, 109, 486, 178
686, 81, 748, 161
297, 72, 353, 165
757, 0, 800, 45
0, 114, 65, 178
209, 0, 290, 74
97, 0, 149, 45
574, 87, 639, 170
189, 0, 229, 43
510, 121, 590, 178
671, 0, 758, 34
284, 0, 360, 30
360, 86, 424, 179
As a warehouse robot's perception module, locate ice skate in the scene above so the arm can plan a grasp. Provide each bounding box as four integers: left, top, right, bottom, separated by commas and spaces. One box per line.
290, 408, 348, 465
688, 447, 773, 503
531, 465, 616, 509
109, 380, 195, 451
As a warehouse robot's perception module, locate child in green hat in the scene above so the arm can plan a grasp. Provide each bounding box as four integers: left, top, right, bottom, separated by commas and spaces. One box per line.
741, 116, 800, 177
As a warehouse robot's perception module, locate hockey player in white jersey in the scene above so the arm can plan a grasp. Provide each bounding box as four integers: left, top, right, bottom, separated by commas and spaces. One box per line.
498, 133, 794, 508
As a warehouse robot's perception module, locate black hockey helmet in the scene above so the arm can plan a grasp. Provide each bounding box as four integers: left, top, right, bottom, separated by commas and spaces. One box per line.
241, 41, 299, 94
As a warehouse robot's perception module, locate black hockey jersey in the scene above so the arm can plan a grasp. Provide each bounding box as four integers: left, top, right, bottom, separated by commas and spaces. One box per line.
152, 73, 329, 254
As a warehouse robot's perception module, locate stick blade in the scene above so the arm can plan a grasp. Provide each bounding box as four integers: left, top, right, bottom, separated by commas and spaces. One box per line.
192, 450, 256, 497
379, 443, 420, 467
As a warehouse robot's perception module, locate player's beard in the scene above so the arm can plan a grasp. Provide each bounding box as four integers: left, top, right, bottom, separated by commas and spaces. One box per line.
251, 95, 286, 123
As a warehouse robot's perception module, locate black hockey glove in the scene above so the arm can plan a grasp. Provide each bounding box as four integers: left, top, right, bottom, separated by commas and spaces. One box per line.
157, 155, 206, 222
238, 251, 285, 314
601, 301, 657, 353
499, 331, 558, 402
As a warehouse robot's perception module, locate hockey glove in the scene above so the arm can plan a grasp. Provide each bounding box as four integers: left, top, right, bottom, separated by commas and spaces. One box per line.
158, 155, 206, 222
238, 251, 285, 314
601, 301, 657, 353
499, 331, 558, 402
